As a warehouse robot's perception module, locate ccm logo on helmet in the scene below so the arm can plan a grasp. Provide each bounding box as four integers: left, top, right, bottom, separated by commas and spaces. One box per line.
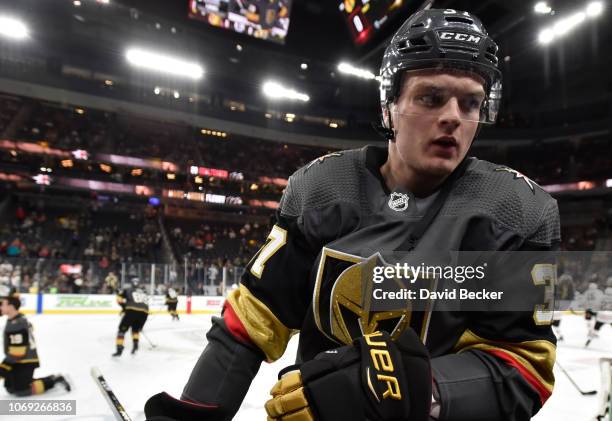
438, 32, 481, 43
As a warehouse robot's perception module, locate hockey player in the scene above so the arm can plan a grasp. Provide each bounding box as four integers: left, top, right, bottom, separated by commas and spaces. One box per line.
586, 285, 611, 347
0, 288, 71, 396
584, 281, 604, 346
165, 288, 179, 321
145, 9, 559, 421
113, 278, 149, 356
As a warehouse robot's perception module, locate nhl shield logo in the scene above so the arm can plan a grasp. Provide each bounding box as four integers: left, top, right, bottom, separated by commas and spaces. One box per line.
388, 192, 409, 212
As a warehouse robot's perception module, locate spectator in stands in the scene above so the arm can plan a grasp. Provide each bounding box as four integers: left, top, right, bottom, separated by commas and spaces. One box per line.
69, 274, 83, 294
15, 206, 25, 224
38, 245, 50, 258
99, 255, 109, 270
20, 216, 34, 231
6, 240, 22, 257
105, 272, 118, 292
208, 264, 219, 285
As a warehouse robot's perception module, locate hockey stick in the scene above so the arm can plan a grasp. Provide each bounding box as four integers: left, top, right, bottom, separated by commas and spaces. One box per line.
141, 331, 157, 349
556, 361, 597, 395
91, 367, 133, 421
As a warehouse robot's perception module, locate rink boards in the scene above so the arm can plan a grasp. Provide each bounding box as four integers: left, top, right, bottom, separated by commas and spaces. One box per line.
16, 293, 224, 315
16, 293, 587, 317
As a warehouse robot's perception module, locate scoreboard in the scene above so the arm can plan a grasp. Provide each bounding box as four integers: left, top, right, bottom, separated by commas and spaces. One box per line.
339, 0, 430, 45
188, 0, 292, 44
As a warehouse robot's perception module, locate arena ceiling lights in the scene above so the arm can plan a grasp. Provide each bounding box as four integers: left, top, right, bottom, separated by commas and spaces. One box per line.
337, 62, 377, 80
125, 47, 204, 80
534, 2, 553, 14
538, 1, 604, 44
262, 81, 310, 102
0, 16, 29, 40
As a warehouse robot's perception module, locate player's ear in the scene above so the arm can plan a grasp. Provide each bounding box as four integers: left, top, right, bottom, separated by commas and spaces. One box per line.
382, 106, 388, 129
382, 103, 392, 129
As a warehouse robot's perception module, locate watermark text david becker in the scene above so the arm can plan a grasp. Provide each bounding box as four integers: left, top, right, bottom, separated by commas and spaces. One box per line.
373, 288, 504, 300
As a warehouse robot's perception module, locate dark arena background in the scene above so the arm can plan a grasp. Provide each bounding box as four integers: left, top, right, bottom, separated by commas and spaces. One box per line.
0, 0, 611, 419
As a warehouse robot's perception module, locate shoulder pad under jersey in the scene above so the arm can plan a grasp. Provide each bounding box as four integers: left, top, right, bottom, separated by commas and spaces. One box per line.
441, 159, 560, 247
279, 148, 366, 218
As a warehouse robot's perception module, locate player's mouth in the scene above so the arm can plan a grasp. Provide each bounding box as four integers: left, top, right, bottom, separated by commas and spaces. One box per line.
429, 136, 459, 157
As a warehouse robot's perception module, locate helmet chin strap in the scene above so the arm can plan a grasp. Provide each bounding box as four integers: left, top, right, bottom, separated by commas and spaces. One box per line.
372, 124, 395, 142
372, 103, 396, 142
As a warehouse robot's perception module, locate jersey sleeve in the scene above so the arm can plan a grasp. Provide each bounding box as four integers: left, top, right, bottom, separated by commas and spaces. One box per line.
177, 150, 361, 418
224, 177, 320, 362
432, 198, 560, 421
116, 290, 127, 311
117, 290, 126, 302
178, 176, 321, 417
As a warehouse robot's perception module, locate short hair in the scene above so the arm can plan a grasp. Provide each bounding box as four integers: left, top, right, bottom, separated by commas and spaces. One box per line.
6, 296, 21, 310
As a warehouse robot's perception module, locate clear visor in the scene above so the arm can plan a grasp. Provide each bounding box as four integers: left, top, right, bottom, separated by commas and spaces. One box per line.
390, 69, 502, 124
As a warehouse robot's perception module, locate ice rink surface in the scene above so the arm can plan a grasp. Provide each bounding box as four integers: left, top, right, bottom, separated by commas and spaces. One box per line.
1, 312, 610, 421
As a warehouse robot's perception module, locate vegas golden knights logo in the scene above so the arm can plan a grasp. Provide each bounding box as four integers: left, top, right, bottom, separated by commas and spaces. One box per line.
313, 247, 435, 345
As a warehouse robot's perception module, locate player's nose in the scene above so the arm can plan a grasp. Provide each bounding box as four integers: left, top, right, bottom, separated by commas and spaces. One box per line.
437, 98, 462, 131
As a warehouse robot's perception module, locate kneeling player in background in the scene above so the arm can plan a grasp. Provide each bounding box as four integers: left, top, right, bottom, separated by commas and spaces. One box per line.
0, 288, 71, 396
165, 288, 179, 321
113, 278, 149, 356
584, 282, 604, 346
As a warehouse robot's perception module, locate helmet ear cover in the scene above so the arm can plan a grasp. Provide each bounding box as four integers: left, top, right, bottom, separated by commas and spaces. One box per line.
372, 103, 396, 142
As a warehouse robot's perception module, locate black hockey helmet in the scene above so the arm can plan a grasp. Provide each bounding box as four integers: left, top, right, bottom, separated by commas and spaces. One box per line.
379, 8, 502, 124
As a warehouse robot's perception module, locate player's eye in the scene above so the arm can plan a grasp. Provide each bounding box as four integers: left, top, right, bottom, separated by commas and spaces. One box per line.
459, 95, 484, 113
416, 93, 445, 108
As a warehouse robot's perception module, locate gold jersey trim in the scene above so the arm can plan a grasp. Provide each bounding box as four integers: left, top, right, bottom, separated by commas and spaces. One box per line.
15, 358, 39, 364
8, 346, 27, 357
454, 329, 555, 393
226, 284, 293, 362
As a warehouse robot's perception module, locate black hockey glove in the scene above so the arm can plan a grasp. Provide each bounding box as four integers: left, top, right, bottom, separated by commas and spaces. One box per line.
144, 392, 231, 421
265, 329, 432, 421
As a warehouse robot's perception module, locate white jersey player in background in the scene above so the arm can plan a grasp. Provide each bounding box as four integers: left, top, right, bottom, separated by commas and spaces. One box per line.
584, 281, 606, 346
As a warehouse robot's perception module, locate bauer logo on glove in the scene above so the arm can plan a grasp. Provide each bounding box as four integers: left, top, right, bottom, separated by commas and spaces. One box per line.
363, 331, 402, 402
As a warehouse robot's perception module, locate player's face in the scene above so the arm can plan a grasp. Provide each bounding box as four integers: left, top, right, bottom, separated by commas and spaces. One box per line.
390, 70, 485, 178
0, 299, 9, 315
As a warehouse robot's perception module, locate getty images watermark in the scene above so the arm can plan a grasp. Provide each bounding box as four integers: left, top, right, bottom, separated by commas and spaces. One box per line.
358, 250, 566, 313
371, 261, 499, 301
